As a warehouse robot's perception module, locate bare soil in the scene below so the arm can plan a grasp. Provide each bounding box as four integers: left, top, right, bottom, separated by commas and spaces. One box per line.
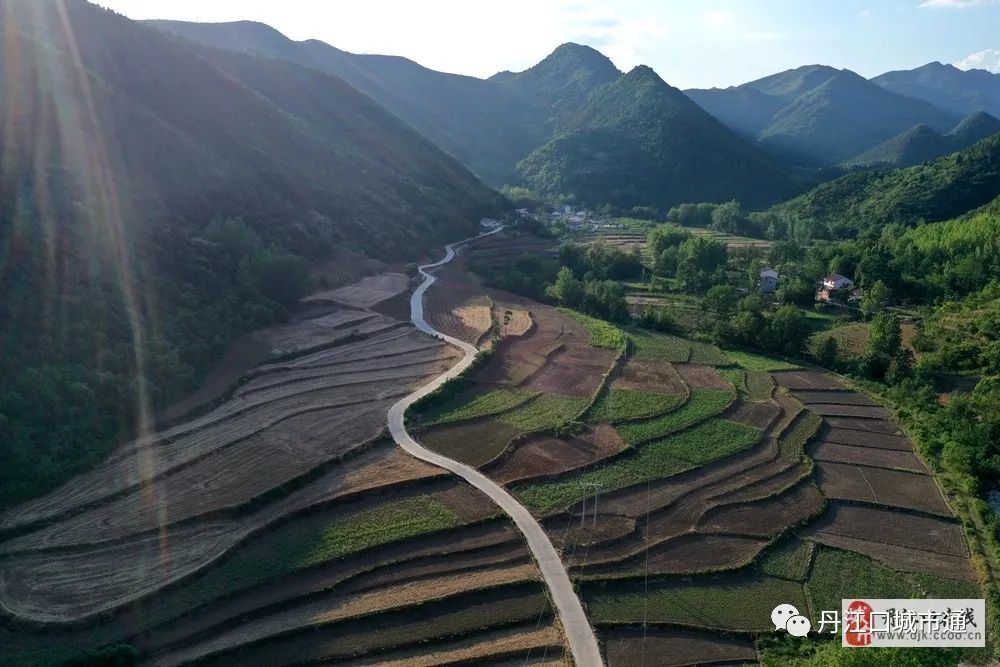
821, 416, 902, 434
724, 400, 781, 429
613, 360, 687, 394
602, 625, 756, 667
807, 532, 977, 582
806, 404, 890, 419
814, 461, 952, 515
808, 441, 927, 473
674, 364, 731, 390
419, 419, 520, 467
523, 345, 617, 396
818, 427, 910, 450
802, 502, 968, 558
793, 390, 877, 405
303, 272, 410, 309
699, 482, 825, 537
489, 425, 627, 485
772, 370, 846, 390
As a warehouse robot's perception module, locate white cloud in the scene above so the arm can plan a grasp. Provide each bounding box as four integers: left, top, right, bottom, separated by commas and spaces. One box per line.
919, 0, 999, 8
955, 48, 1000, 72
859, 9, 872, 18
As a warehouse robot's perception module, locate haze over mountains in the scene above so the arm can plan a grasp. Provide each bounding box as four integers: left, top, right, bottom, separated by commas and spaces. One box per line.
152, 18, 1000, 211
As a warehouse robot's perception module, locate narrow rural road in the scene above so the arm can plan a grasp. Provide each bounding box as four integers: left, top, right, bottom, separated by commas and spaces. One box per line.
386, 228, 605, 667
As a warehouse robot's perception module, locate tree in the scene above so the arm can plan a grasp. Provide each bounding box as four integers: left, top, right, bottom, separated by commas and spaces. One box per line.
812, 336, 840, 368
868, 312, 902, 359
776, 277, 815, 307
653, 246, 680, 277
547, 266, 585, 308
676, 237, 727, 292
861, 279, 890, 319
765, 306, 810, 355
703, 284, 737, 317
647, 224, 691, 257
583, 279, 628, 321
710, 200, 747, 234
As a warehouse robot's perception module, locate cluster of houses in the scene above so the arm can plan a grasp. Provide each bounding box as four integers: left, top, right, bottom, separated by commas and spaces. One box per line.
758, 267, 862, 304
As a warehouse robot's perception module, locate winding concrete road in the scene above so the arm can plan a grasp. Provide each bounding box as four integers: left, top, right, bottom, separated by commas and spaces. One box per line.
386, 229, 604, 667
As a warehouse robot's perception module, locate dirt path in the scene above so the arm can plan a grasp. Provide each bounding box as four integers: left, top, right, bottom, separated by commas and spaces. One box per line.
386, 228, 604, 667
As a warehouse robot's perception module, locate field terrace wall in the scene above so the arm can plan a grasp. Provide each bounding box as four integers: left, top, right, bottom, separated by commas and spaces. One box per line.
0, 268, 568, 667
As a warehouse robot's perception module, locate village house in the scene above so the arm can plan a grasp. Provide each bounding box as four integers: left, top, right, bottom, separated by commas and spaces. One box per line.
817, 273, 855, 302
759, 267, 779, 294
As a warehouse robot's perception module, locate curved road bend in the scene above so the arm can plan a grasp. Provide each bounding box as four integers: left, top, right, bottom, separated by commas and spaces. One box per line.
386, 228, 605, 667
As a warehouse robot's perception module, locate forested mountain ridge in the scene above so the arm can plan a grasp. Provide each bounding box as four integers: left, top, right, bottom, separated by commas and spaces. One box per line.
770, 133, 1000, 238
845, 111, 1000, 167
518, 65, 799, 211
686, 64, 960, 166
490, 42, 621, 123
150, 21, 802, 212
148, 19, 550, 185
0, 0, 502, 507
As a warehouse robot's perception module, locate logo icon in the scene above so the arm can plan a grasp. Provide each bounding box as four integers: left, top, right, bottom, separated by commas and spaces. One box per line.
771, 603, 812, 637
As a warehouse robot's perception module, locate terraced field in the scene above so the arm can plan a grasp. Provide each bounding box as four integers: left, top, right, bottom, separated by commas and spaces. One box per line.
2, 233, 981, 667
0, 262, 565, 667
419, 265, 980, 666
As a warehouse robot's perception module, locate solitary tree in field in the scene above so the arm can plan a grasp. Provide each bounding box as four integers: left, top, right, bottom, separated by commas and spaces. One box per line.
868, 312, 902, 359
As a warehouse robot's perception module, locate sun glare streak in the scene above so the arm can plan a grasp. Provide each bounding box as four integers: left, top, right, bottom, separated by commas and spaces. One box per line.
46, 0, 172, 573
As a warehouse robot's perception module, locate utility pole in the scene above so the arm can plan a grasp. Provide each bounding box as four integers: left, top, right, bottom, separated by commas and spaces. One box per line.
580, 482, 603, 527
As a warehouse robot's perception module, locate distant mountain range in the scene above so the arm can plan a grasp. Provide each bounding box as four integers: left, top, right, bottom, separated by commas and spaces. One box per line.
150, 19, 1000, 211
150, 21, 801, 210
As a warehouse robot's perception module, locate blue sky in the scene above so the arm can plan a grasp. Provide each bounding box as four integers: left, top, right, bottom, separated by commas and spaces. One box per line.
98, 0, 999, 88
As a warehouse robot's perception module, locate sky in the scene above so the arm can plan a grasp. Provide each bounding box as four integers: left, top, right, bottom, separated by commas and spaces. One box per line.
95, 0, 1000, 89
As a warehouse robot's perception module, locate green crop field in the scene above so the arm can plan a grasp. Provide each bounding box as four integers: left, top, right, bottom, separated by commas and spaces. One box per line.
494, 392, 589, 432
720, 368, 747, 397
628, 328, 691, 362
587, 388, 684, 423
558, 308, 626, 349
616, 389, 732, 445
725, 349, 800, 371
806, 547, 982, 616
688, 339, 732, 366
757, 538, 815, 582
144, 496, 467, 625
516, 418, 760, 515
746, 371, 775, 401
586, 573, 807, 631
779, 411, 823, 457
421, 387, 539, 425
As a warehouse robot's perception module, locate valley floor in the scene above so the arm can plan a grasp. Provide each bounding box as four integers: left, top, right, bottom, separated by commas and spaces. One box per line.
0, 230, 983, 667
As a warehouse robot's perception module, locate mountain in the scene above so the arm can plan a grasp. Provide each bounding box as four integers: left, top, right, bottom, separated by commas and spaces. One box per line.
873, 61, 1000, 119
686, 65, 959, 166
518, 66, 799, 211
845, 112, 1000, 167
148, 19, 549, 185
490, 42, 621, 123
0, 0, 500, 506
770, 134, 1000, 238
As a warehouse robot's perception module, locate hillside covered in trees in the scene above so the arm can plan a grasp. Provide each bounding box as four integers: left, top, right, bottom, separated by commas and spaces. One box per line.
769, 133, 1000, 238
0, 0, 502, 506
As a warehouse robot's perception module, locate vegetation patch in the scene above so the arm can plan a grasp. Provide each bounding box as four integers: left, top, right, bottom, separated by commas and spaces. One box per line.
616, 389, 733, 445
494, 392, 590, 432
420, 388, 539, 426
146, 496, 464, 621
557, 308, 626, 349
725, 349, 800, 371
586, 573, 807, 631
746, 371, 776, 401
779, 411, 823, 457
757, 538, 815, 582
587, 388, 684, 423
516, 419, 761, 515
806, 546, 982, 617
628, 328, 691, 362
688, 339, 732, 366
